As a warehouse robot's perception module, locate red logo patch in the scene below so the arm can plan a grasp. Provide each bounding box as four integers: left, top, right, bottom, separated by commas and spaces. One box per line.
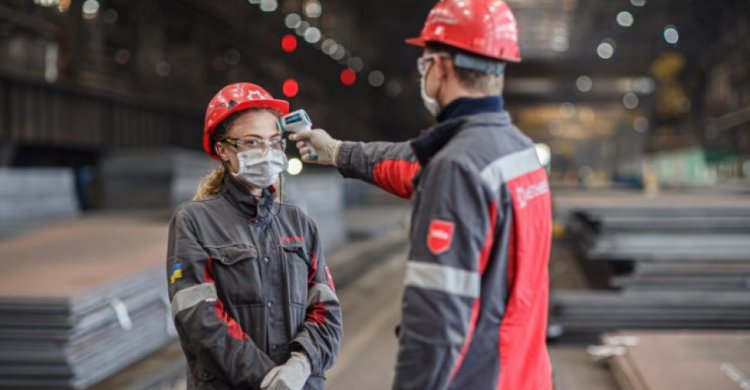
427, 219, 455, 255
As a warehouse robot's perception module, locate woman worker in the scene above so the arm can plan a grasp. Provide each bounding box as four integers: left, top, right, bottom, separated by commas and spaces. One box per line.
166, 82, 342, 390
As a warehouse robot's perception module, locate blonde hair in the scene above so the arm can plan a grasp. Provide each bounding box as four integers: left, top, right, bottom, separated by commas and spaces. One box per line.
193, 107, 284, 201
194, 165, 229, 200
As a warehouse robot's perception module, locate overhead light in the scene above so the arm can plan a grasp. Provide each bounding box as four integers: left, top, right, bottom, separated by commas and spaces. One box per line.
617, 11, 634, 27
295, 21, 310, 36
155, 61, 171, 77
331, 45, 346, 60
634, 116, 649, 133
630, 0, 646, 6
248, 0, 261, 4
664, 25, 679, 44
385, 80, 402, 97
82, 0, 99, 20
368, 71, 385, 87
347, 57, 364, 72
259, 0, 277, 12
322, 39, 336, 54
576, 75, 593, 92
340, 69, 356, 86
287, 158, 303, 175
282, 79, 299, 98
304, 0, 322, 18
304, 27, 322, 43
285, 13, 301, 29
281, 35, 297, 53
633, 77, 655, 94
623, 93, 639, 109
597, 41, 614, 59
559, 102, 576, 119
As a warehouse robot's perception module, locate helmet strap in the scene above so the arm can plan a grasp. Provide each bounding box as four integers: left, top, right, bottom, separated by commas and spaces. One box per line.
454, 53, 506, 75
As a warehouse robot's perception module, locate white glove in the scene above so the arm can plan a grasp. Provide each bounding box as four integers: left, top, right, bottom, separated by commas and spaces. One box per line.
289, 129, 342, 166
260, 352, 311, 390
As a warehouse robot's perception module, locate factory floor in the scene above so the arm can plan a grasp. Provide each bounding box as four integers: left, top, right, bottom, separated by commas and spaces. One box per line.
326, 244, 620, 390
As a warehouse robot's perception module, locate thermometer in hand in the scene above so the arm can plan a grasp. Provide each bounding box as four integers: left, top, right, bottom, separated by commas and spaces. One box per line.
280, 109, 317, 160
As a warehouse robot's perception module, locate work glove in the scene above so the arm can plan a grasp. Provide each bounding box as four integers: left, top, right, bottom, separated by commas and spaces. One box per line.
289, 129, 342, 166
260, 352, 311, 390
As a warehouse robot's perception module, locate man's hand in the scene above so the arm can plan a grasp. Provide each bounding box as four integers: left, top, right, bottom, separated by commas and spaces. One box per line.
289, 129, 342, 166
260, 352, 311, 390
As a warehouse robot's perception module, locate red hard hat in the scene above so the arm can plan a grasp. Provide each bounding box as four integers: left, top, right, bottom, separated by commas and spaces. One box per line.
203, 83, 290, 160
406, 0, 521, 62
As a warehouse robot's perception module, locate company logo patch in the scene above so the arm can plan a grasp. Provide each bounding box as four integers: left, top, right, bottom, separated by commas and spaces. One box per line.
427, 219, 455, 255
516, 180, 550, 208
169, 263, 183, 284
325, 266, 336, 292
279, 236, 305, 244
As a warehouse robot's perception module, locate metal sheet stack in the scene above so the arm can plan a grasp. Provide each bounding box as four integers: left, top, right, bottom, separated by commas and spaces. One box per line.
100, 149, 218, 210
552, 191, 750, 340
0, 218, 176, 389
0, 168, 80, 239
595, 330, 750, 390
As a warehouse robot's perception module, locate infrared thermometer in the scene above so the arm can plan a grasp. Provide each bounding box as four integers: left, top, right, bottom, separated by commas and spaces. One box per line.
280, 109, 317, 160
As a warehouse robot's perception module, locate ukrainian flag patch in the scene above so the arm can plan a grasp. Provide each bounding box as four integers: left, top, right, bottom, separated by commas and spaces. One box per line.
170, 263, 183, 284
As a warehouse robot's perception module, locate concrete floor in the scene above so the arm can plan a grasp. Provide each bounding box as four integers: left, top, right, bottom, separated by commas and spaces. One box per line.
326, 246, 620, 390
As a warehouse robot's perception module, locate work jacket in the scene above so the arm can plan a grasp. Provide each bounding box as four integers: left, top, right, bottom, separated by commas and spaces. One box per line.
337, 104, 553, 390
166, 177, 342, 390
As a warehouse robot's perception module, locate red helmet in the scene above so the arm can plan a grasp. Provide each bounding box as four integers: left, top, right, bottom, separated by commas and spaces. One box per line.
405, 0, 521, 62
203, 83, 290, 160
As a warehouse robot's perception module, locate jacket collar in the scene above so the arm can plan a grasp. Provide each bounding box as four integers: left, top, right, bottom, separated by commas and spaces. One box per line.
436, 95, 504, 123
221, 175, 275, 221
411, 100, 510, 167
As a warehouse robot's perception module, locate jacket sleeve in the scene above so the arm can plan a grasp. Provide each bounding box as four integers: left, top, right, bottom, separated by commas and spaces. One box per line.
290, 219, 343, 375
336, 141, 421, 199
167, 209, 276, 389
393, 159, 499, 390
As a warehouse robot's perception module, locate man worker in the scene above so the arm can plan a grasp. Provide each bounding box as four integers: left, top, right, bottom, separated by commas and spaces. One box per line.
291, 1, 553, 389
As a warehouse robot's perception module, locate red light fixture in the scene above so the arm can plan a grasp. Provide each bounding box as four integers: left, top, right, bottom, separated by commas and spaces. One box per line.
282, 79, 299, 98
281, 35, 297, 53
340, 69, 356, 86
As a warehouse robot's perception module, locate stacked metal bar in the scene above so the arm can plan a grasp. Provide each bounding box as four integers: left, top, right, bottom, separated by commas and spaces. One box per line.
552, 191, 750, 340
597, 331, 750, 390
0, 218, 176, 389
0, 168, 80, 239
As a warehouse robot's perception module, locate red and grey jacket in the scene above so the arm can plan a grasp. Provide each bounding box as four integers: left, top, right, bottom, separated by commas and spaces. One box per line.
338, 111, 552, 390
166, 177, 342, 390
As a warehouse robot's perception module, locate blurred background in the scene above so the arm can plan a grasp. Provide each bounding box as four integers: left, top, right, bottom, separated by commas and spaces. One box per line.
0, 0, 748, 389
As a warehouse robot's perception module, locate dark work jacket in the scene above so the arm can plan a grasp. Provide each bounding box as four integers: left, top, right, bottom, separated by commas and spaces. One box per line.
336, 106, 553, 390
167, 177, 342, 390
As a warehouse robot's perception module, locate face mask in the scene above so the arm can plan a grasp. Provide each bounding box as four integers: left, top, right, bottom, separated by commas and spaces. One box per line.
420, 73, 441, 116
233, 148, 288, 189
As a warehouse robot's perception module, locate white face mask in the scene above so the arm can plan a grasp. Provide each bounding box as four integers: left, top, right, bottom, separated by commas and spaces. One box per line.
420, 73, 441, 116
233, 148, 288, 189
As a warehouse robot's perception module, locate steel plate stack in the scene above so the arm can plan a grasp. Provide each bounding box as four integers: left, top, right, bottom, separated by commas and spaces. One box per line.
0, 218, 176, 389
0, 168, 80, 239
552, 191, 750, 340
595, 331, 750, 390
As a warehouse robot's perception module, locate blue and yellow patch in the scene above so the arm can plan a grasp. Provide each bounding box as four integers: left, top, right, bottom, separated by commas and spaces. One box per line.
170, 263, 183, 284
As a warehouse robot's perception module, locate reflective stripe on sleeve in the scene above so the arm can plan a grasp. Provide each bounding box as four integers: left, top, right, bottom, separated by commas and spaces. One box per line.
307, 283, 338, 306
404, 261, 480, 298
480, 148, 541, 189
171, 283, 218, 318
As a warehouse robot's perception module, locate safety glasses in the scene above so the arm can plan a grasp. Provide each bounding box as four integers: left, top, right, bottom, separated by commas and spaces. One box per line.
416, 53, 452, 76
222, 138, 287, 152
